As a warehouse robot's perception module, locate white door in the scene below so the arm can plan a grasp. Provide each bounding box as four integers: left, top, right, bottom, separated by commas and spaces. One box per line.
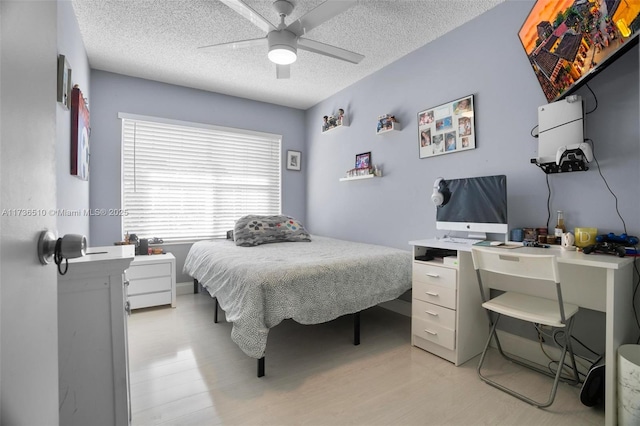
1, 1, 60, 424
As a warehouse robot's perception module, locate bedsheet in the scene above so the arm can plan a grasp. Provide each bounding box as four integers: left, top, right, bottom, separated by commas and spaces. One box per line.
183, 235, 412, 358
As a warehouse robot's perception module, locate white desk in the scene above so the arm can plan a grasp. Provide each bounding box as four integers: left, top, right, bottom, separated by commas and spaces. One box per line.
409, 239, 635, 426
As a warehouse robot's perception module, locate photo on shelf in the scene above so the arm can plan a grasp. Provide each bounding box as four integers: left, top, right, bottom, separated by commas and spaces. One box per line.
355, 152, 371, 169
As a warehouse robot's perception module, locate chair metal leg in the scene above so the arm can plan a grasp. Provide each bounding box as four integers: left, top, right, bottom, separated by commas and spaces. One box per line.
477, 314, 580, 408
214, 297, 219, 324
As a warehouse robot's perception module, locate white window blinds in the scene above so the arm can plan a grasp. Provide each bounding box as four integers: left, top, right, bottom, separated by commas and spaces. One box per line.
120, 114, 281, 243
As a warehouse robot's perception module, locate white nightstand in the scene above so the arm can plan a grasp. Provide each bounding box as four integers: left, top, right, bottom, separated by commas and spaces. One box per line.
126, 253, 176, 309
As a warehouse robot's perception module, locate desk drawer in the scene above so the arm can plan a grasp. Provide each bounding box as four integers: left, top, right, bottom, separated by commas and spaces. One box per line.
127, 262, 171, 280
412, 316, 455, 350
128, 276, 172, 296
412, 299, 456, 329
413, 280, 456, 309
413, 263, 456, 290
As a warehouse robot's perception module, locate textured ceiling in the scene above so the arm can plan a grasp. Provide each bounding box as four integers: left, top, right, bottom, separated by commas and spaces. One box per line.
72, 0, 506, 110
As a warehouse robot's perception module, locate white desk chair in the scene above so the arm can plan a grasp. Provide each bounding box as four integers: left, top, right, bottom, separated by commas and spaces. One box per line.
471, 247, 580, 408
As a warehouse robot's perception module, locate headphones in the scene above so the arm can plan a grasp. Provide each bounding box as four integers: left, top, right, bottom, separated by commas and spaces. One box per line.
431, 177, 449, 206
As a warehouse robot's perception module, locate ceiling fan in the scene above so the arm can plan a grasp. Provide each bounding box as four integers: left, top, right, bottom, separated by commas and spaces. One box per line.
199, 0, 365, 79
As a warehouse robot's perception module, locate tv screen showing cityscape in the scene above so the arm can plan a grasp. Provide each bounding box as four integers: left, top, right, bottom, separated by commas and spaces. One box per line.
519, 0, 640, 103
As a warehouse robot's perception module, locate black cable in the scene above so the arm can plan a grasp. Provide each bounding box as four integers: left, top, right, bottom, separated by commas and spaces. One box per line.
545, 173, 551, 231
54, 239, 69, 275
530, 124, 539, 138
587, 138, 640, 342
584, 83, 598, 114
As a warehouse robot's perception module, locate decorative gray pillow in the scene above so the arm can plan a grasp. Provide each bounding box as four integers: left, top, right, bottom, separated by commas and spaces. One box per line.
234, 215, 312, 247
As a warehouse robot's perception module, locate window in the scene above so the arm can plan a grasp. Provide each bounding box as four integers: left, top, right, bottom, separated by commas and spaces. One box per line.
120, 113, 281, 243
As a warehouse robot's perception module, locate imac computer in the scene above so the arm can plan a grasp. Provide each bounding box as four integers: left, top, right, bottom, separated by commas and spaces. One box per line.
435, 174, 508, 241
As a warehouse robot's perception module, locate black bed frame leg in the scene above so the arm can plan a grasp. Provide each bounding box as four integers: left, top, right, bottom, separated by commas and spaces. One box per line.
354, 311, 360, 345
214, 298, 219, 323
257, 357, 265, 377
193, 278, 200, 294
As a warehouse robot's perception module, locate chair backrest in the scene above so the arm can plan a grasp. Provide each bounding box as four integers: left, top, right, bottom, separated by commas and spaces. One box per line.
471, 247, 559, 283
471, 247, 568, 322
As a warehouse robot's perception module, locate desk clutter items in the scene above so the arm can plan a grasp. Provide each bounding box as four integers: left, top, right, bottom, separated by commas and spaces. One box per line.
115, 232, 164, 255
414, 248, 457, 261
582, 233, 639, 258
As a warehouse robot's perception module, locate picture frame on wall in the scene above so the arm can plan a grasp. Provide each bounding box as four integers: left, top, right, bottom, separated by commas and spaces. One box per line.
286, 150, 301, 171
71, 86, 90, 181
355, 152, 371, 169
418, 94, 475, 159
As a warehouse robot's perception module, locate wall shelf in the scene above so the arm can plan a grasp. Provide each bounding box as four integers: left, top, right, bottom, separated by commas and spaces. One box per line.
322, 114, 348, 133
339, 174, 376, 182
377, 122, 401, 134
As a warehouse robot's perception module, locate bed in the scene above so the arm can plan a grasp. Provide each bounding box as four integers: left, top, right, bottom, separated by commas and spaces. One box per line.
183, 222, 412, 377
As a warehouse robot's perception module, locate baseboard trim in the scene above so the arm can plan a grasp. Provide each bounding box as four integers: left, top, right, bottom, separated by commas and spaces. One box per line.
177, 281, 194, 296
378, 299, 411, 317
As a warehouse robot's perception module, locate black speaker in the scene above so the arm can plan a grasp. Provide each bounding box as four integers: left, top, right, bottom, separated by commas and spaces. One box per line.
580, 362, 605, 407
138, 238, 149, 255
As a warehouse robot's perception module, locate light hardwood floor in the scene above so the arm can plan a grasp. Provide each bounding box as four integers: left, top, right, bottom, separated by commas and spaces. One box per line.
127, 293, 604, 425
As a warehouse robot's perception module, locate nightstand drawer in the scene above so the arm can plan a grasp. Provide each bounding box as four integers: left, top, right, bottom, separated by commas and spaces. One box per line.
129, 291, 172, 309
412, 299, 456, 329
413, 280, 456, 309
128, 276, 172, 296
126, 262, 171, 280
413, 262, 456, 290
412, 316, 455, 350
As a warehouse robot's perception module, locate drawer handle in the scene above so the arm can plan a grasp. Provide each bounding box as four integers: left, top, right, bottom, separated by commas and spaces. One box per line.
425, 273, 440, 278
425, 291, 439, 297
125, 301, 131, 315
425, 310, 439, 316
124, 280, 130, 287
424, 329, 438, 335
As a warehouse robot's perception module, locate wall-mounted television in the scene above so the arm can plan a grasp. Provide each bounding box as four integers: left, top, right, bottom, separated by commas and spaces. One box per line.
435, 175, 508, 239
519, 0, 640, 103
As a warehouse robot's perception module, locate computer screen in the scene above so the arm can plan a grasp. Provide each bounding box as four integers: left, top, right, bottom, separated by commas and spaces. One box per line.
436, 175, 508, 238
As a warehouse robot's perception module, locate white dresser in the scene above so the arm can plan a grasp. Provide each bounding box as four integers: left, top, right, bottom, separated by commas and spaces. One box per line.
126, 253, 176, 310
58, 245, 134, 426
409, 240, 488, 366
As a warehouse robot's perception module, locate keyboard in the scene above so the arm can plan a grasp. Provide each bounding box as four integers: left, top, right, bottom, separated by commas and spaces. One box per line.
440, 237, 482, 245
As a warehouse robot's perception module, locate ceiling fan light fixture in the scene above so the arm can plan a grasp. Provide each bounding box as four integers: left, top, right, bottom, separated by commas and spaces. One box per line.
268, 45, 297, 65
267, 30, 298, 65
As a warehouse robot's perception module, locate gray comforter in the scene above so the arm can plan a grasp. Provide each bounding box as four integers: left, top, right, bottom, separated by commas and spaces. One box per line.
183, 236, 412, 358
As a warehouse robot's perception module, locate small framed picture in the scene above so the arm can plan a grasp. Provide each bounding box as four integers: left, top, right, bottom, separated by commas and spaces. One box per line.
355, 152, 371, 169
286, 150, 301, 171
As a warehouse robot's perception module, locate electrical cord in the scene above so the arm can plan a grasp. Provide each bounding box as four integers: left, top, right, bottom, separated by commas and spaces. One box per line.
54, 238, 69, 275
584, 83, 598, 115
587, 137, 640, 343
533, 324, 588, 382
545, 172, 551, 230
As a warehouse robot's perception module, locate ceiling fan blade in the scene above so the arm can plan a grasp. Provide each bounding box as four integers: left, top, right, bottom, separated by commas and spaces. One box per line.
276, 64, 290, 79
286, 0, 357, 36
198, 37, 267, 52
220, 0, 275, 33
298, 38, 364, 64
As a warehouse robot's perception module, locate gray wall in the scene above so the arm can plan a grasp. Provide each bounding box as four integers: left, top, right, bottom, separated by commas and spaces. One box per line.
89, 71, 306, 281
304, 1, 639, 250
303, 1, 639, 354
56, 0, 91, 241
